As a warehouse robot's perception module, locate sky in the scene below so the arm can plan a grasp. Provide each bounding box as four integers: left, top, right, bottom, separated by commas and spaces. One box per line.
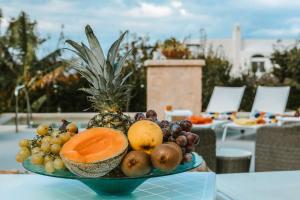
1, 0, 300, 55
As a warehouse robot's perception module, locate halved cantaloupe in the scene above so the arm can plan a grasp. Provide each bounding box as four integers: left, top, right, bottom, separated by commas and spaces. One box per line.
60, 127, 128, 177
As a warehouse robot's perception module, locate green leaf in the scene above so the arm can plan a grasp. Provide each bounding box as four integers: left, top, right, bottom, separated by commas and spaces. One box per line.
85, 25, 106, 67
98, 76, 107, 90
65, 40, 87, 62
79, 87, 100, 96
63, 48, 88, 63
81, 42, 103, 72
121, 71, 133, 85
104, 61, 114, 83
112, 75, 122, 87
68, 59, 95, 86
114, 48, 132, 76
107, 31, 128, 65
81, 43, 104, 89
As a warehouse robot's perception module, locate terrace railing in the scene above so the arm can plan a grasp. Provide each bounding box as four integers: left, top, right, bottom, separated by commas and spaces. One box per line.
14, 85, 32, 132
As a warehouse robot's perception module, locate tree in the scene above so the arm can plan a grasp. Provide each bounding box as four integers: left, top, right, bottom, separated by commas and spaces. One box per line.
270, 41, 300, 109
0, 11, 65, 113
201, 54, 232, 110
120, 33, 159, 112
188, 39, 233, 110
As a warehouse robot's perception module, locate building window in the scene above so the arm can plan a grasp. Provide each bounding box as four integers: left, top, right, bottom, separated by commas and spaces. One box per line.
251, 54, 266, 73
252, 61, 265, 72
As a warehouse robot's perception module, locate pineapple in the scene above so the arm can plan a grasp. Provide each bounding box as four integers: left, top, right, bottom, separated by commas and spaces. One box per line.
66, 25, 133, 133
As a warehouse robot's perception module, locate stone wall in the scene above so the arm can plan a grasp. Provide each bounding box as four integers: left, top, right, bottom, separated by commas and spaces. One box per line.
145, 59, 205, 119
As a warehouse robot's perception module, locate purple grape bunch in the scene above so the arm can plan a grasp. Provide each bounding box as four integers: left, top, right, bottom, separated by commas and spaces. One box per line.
158, 119, 200, 163
134, 110, 158, 122
134, 112, 146, 121
146, 109, 158, 121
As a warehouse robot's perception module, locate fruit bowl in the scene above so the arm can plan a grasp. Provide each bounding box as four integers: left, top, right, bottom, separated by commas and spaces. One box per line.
23, 152, 202, 195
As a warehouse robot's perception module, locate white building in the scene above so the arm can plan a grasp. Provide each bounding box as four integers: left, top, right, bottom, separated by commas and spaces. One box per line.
186, 25, 295, 76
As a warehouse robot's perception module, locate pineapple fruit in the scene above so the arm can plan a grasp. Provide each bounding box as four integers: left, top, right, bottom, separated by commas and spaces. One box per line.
66, 25, 132, 133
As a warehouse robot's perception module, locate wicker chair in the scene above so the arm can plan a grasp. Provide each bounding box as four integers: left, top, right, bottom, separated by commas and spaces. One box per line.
192, 128, 216, 171
255, 124, 300, 172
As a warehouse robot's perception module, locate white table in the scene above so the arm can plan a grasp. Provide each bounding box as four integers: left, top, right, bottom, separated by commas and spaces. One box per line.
221, 122, 277, 141
0, 172, 216, 200
164, 110, 193, 121
192, 120, 228, 129
217, 170, 300, 200
277, 116, 300, 125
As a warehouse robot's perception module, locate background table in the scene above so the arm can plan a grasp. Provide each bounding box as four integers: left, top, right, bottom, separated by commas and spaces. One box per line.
192, 120, 228, 129
0, 172, 215, 200
217, 170, 300, 200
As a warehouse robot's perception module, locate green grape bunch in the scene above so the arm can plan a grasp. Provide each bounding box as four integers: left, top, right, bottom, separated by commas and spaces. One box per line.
16, 120, 78, 173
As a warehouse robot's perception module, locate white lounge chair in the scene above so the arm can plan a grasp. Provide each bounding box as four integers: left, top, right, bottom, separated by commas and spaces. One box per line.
250, 86, 290, 115
193, 86, 246, 129
206, 86, 246, 113
222, 86, 290, 141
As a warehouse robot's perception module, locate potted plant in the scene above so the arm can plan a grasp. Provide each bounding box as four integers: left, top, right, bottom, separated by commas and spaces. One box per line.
161, 38, 190, 59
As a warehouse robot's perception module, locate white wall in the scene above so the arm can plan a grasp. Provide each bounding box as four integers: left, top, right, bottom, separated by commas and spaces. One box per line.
186, 25, 295, 77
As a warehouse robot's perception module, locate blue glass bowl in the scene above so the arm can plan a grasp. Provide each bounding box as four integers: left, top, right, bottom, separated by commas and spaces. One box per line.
23, 153, 202, 195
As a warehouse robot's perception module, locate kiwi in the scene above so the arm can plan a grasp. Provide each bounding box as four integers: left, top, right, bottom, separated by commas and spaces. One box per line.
151, 143, 181, 172
121, 151, 152, 177
166, 142, 183, 163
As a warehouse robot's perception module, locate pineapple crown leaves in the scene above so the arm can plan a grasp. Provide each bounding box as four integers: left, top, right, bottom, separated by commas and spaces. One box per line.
65, 25, 133, 111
